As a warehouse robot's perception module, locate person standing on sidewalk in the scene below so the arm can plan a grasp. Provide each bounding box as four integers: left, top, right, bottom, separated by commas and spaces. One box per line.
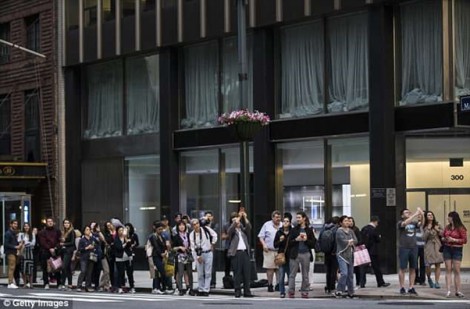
149, 221, 172, 294
397, 207, 423, 295
18, 223, 36, 289
59, 219, 75, 291
190, 218, 218, 296
415, 213, 426, 286
227, 212, 253, 298
287, 212, 316, 299
335, 216, 357, 298
258, 210, 282, 292
359, 216, 390, 288
38, 217, 62, 290
422, 211, 443, 289
5, 220, 23, 289
442, 211, 467, 298
274, 214, 292, 298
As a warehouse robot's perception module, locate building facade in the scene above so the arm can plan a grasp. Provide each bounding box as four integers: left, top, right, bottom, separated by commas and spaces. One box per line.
0, 0, 61, 230
62, 0, 470, 272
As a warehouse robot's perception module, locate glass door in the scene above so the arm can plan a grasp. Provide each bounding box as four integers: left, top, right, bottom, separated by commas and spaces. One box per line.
427, 191, 470, 268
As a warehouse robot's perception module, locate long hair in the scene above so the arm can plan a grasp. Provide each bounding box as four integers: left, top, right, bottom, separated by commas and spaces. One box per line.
296, 211, 310, 227
424, 211, 438, 229
447, 211, 467, 231
22, 223, 33, 240
61, 219, 74, 240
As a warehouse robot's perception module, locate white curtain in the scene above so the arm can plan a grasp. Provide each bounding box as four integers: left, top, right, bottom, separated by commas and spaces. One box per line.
222, 36, 253, 112
328, 13, 369, 113
126, 55, 160, 134
455, 0, 470, 99
281, 21, 324, 118
400, 0, 442, 105
182, 41, 219, 129
85, 60, 123, 139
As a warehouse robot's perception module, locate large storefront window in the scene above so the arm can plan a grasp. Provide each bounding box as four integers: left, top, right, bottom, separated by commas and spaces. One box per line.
126, 55, 160, 134
406, 137, 470, 267
126, 156, 160, 238
85, 60, 123, 139
399, 0, 442, 105
329, 137, 370, 228
278, 137, 370, 229
182, 41, 219, 129
327, 13, 369, 113
278, 141, 325, 226
455, 0, 470, 98
180, 146, 253, 249
280, 21, 324, 118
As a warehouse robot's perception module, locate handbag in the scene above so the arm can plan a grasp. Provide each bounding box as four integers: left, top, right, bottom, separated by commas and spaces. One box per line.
353, 245, 371, 267
89, 252, 98, 262
274, 234, 290, 266
48, 256, 63, 272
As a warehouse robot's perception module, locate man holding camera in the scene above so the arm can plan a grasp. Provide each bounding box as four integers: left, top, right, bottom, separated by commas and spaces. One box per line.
190, 218, 218, 296
227, 212, 253, 298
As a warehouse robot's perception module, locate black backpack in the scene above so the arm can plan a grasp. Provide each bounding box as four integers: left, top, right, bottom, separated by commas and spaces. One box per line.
317, 226, 337, 254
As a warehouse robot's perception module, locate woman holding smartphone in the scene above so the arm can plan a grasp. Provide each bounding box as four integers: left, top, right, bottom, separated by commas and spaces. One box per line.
17, 223, 36, 288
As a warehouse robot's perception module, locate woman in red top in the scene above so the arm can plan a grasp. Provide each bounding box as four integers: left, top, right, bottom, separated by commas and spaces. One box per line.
442, 211, 467, 298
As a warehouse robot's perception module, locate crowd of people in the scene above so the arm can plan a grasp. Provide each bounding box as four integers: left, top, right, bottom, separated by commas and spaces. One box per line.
2, 207, 467, 299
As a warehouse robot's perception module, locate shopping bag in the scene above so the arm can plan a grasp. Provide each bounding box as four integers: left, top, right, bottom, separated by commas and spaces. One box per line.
353, 245, 371, 267
48, 256, 63, 272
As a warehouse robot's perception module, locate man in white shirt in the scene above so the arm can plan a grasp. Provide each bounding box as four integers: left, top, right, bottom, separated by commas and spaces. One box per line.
227, 212, 253, 298
190, 218, 218, 296
258, 210, 282, 292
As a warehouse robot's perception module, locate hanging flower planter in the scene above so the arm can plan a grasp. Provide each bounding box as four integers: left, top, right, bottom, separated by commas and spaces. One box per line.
218, 109, 270, 141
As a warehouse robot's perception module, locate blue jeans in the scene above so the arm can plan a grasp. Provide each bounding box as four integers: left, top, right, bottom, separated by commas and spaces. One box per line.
278, 263, 289, 294
152, 256, 167, 290
337, 256, 354, 294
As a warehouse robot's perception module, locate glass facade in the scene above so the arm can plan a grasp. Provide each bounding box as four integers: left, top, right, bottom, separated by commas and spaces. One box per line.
455, 0, 470, 99
399, 0, 442, 105
180, 146, 253, 249
126, 156, 160, 238
406, 137, 470, 267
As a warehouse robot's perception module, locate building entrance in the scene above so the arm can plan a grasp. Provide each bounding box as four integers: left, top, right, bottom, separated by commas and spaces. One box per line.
427, 189, 470, 268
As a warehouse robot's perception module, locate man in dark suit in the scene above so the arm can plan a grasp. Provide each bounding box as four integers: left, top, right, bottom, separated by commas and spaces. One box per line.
227, 212, 254, 298
360, 216, 390, 288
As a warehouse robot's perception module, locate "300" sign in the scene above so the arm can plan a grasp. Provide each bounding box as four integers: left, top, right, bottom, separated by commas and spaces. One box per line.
450, 175, 465, 181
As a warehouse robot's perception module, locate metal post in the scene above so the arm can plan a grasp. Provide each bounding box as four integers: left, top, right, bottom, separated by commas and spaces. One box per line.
2, 198, 5, 275
237, 0, 257, 280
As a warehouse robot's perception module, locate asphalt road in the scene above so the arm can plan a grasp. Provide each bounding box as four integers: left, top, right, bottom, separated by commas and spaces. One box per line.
1, 289, 470, 309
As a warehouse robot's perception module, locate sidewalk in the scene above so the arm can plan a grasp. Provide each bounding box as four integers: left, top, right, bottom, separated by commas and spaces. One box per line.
2, 270, 469, 299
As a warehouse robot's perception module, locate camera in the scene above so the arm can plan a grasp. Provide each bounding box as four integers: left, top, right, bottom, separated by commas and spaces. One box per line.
199, 218, 209, 227
195, 247, 202, 256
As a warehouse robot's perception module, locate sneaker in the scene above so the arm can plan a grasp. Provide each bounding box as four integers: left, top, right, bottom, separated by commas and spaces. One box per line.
26, 283, 31, 289
348, 294, 358, 299
7, 283, 18, 289
118, 288, 124, 294
334, 291, 343, 298
152, 289, 164, 294
400, 287, 407, 295
280, 293, 285, 298
130, 288, 136, 294
408, 288, 418, 295
76, 288, 82, 292
434, 282, 440, 289
446, 291, 451, 298
165, 289, 175, 295
456, 292, 465, 298
44, 284, 50, 290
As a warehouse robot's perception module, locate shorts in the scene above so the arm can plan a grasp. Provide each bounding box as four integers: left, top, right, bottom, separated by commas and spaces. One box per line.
399, 247, 418, 270
443, 246, 463, 262
262, 250, 278, 269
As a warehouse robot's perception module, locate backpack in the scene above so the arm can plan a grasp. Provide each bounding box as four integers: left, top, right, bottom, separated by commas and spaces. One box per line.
317, 226, 337, 254
145, 234, 154, 258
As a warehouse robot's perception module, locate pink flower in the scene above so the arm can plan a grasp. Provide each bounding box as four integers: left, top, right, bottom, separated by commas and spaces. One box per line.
218, 109, 270, 126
